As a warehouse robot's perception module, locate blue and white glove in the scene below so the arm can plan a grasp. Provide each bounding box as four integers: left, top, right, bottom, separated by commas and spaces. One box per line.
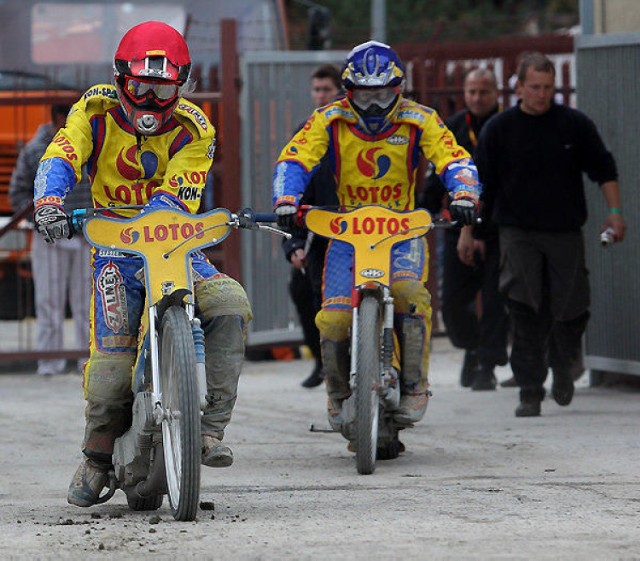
274, 203, 298, 232
34, 203, 69, 244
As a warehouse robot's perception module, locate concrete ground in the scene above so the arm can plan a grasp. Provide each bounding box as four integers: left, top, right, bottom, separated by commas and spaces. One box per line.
0, 337, 638, 560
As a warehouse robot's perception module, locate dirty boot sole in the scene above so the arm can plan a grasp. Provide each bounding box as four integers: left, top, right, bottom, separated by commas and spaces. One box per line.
202, 448, 234, 468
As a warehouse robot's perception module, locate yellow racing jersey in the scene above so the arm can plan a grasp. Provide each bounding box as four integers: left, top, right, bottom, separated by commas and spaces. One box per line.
34, 84, 216, 216
273, 97, 480, 210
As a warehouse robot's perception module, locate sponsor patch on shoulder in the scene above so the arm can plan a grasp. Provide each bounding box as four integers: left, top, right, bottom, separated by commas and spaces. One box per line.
397, 109, 425, 122
178, 103, 208, 131
83, 86, 118, 100
324, 106, 354, 120
387, 134, 409, 145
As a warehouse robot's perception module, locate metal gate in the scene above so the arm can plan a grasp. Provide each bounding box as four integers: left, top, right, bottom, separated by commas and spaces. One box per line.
577, 33, 640, 376
239, 50, 348, 346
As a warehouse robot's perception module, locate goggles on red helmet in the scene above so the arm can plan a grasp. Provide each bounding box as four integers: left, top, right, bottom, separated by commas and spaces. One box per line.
123, 76, 179, 104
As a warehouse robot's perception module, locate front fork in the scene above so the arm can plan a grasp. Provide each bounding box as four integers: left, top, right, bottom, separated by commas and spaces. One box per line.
350, 287, 399, 410
149, 302, 206, 425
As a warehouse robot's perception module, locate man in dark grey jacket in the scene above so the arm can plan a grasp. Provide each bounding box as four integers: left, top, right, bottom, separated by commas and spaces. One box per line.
10, 104, 93, 376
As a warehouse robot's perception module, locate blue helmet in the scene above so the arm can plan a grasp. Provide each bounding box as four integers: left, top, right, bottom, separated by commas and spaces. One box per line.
341, 41, 405, 133
341, 41, 405, 90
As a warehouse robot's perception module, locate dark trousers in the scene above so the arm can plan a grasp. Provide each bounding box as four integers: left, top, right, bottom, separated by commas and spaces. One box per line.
288, 239, 327, 364
441, 229, 509, 369
498, 227, 591, 400
508, 299, 589, 400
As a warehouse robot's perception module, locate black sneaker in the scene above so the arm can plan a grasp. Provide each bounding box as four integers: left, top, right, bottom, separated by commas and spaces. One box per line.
515, 399, 541, 417
471, 366, 497, 391
552, 369, 575, 406
460, 350, 479, 388
301, 363, 324, 388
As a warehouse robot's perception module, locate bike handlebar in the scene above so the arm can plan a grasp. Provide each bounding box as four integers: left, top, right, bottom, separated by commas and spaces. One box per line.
236, 208, 277, 229
68, 206, 285, 237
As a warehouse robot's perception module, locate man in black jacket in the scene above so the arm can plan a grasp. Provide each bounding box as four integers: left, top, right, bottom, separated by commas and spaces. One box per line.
282, 64, 341, 388
421, 68, 509, 391
475, 52, 626, 417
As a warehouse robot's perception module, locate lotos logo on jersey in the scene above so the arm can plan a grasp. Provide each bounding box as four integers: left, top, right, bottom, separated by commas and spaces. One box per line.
116, 147, 158, 180
103, 180, 161, 205
331, 215, 410, 236
329, 217, 348, 235
97, 262, 129, 334
345, 183, 402, 205
106, 148, 161, 204
442, 133, 466, 159
53, 135, 79, 162
118, 222, 206, 245
168, 171, 208, 188
356, 148, 391, 179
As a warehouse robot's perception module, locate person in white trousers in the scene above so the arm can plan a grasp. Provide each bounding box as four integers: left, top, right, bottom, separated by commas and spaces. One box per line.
10, 104, 92, 376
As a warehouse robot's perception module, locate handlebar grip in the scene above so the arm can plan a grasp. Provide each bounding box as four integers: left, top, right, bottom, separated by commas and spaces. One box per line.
67, 208, 89, 235
252, 212, 277, 223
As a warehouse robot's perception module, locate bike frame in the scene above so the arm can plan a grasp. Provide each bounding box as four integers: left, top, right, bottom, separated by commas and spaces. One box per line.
71, 206, 283, 518
83, 207, 235, 412
305, 205, 433, 472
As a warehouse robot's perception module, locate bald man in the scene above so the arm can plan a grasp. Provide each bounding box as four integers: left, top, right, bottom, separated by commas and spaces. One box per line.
420, 68, 509, 391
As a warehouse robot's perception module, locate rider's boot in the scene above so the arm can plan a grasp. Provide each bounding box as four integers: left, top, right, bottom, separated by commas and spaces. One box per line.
67, 455, 110, 507
202, 432, 234, 468
321, 339, 351, 431
394, 313, 430, 425
200, 313, 247, 468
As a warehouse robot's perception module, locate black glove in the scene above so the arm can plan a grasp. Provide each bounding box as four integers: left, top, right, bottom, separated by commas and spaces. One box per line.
449, 196, 478, 226
34, 203, 70, 244
274, 203, 298, 232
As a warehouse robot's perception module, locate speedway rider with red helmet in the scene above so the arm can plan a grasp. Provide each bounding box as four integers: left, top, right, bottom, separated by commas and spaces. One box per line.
272, 41, 482, 443
33, 21, 252, 507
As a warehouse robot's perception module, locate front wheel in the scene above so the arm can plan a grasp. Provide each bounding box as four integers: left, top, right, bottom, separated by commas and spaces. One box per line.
159, 306, 201, 521
354, 294, 382, 475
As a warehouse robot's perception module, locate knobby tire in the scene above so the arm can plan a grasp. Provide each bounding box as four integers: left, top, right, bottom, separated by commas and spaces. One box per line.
355, 294, 381, 475
159, 306, 201, 521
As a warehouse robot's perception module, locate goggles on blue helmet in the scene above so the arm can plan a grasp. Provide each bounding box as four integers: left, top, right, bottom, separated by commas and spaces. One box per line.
349, 86, 399, 111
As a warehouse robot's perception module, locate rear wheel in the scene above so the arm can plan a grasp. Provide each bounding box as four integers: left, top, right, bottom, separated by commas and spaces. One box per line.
159, 306, 201, 521
354, 294, 381, 475
377, 435, 402, 460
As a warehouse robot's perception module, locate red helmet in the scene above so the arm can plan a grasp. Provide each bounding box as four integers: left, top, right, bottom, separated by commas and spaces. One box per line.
114, 21, 191, 135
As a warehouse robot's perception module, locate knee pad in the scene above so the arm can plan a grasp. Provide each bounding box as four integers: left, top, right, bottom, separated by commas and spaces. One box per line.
84, 350, 136, 404
391, 280, 432, 319
195, 276, 252, 325
316, 308, 351, 341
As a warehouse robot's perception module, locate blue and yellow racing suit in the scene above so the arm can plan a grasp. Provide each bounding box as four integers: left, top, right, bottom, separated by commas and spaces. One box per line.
34, 84, 251, 461
273, 97, 481, 396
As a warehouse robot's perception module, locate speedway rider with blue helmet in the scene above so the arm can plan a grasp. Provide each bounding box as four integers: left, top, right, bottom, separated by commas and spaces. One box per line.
272, 41, 482, 441
33, 21, 252, 507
